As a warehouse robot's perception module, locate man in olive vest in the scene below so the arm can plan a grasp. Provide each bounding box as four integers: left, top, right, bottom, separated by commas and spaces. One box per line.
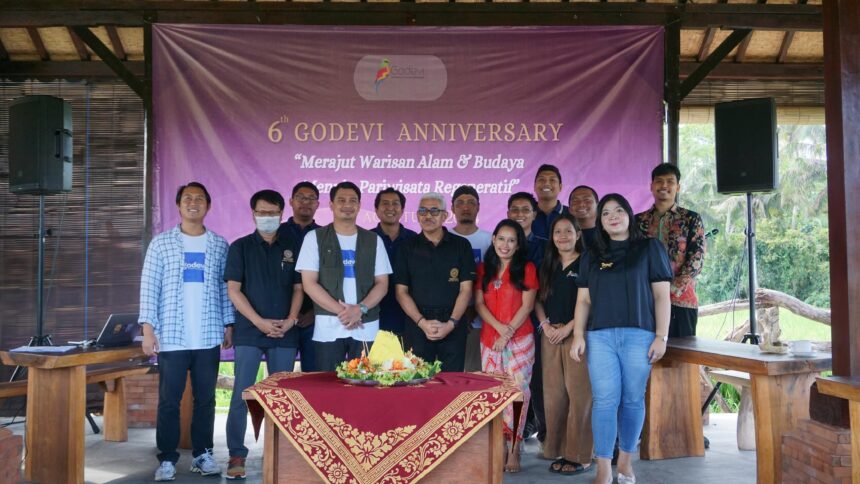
296, 181, 392, 371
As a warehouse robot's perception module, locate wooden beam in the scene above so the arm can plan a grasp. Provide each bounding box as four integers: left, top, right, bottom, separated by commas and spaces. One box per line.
679, 61, 823, 80
0, 61, 144, 78
697, 28, 716, 63
823, 0, 860, 377
66, 26, 90, 61
665, 19, 681, 165
778, 32, 796, 63
69, 26, 144, 98
735, 0, 766, 62
778, 1, 807, 63
26, 27, 49, 61
680, 29, 751, 100
106, 26, 126, 61
0, 1, 822, 31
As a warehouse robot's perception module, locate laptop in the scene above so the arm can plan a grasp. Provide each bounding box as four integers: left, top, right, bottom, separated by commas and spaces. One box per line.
95, 313, 143, 348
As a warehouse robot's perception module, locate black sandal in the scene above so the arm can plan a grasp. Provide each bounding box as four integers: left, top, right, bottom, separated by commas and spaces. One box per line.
549, 457, 565, 473
558, 460, 592, 476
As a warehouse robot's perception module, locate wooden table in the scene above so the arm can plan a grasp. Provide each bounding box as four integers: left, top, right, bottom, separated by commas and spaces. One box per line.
816, 376, 860, 483
0, 346, 146, 484
642, 337, 831, 484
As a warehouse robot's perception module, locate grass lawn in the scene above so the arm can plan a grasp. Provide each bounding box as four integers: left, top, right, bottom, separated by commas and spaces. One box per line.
696, 307, 832, 342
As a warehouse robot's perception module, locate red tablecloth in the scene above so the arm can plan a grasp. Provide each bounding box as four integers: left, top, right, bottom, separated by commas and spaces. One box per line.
246, 372, 521, 483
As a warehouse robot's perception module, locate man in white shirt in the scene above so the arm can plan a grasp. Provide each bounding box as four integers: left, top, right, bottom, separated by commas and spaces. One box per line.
296, 181, 392, 370
450, 185, 492, 372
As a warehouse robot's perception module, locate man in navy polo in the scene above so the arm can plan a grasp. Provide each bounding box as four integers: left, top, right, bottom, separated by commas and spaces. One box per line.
223, 189, 303, 480
371, 187, 417, 336
532, 164, 568, 239
278, 181, 321, 371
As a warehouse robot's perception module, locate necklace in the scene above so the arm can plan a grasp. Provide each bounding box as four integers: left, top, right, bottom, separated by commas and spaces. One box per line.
493, 278, 502, 290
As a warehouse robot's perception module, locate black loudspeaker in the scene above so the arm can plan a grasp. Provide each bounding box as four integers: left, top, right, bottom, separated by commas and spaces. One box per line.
714, 97, 778, 194
8, 95, 73, 195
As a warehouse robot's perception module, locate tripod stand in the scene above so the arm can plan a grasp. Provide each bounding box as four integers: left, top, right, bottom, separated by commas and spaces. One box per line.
742, 192, 761, 345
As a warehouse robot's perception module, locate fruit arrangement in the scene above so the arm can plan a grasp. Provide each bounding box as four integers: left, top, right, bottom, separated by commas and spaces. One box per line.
335, 331, 442, 386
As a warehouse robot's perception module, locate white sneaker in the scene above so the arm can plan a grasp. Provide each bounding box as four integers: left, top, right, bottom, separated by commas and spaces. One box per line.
617, 472, 637, 484
154, 461, 176, 481
190, 449, 221, 476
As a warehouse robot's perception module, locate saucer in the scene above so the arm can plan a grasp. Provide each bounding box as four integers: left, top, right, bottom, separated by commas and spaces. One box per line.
790, 351, 816, 358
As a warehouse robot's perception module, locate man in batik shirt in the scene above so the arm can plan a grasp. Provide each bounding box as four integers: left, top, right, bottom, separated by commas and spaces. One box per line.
637, 164, 705, 337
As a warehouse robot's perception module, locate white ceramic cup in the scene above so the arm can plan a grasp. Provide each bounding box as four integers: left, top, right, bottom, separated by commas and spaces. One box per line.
791, 340, 813, 354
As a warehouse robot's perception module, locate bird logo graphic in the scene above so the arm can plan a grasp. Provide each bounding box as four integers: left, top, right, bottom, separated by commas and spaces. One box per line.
374, 58, 391, 93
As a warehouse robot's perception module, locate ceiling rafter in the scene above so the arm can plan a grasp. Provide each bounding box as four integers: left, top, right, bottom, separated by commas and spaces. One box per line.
696, 0, 727, 63
106, 25, 127, 60
734, 0, 767, 63
0, 1, 822, 31
778, 0, 807, 63
26, 27, 49, 61
67, 26, 91, 61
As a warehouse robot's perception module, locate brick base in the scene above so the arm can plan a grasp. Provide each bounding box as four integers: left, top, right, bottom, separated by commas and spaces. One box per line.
782, 419, 852, 483
0, 427, 23, 482
126, 372, 159, 428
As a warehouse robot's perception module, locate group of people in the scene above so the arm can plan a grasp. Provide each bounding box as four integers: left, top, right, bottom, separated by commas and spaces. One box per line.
138, 162, 705, 483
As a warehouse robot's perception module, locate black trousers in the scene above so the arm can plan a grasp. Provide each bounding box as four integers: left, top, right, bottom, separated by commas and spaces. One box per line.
669, 305, 698, 337
403, 307, 467, 372
314, 337, 366, 371
156, 346, 221, 463
527, 315, 546, 441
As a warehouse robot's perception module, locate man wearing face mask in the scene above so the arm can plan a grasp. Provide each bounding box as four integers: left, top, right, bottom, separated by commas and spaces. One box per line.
223, 189, 303, 480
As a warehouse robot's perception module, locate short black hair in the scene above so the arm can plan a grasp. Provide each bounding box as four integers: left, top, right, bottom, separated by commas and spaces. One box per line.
250, 189, 285, 211
452, 185, 480, 203
374, 187, 406, 209
651, 163, 681, 182
175, 181, 211, 205
507, 192, 538, 211
568, 185, 599, 203
330, 181, 362, 202
291, 181, 320, 198
535, 164, 562, 184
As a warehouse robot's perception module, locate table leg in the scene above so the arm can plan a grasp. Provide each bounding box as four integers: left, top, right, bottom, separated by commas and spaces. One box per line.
849, 400, 859, 484
102, 377, 128, 442
749, 372, 817, 484
25, 366, 86, 484
489, 413, 504, 484
263, 418, 280, 484
641, 358, 704, 460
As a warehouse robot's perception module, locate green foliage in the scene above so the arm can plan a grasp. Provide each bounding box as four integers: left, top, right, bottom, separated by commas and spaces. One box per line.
709, 379, 741, 414
678, 124, 830, 307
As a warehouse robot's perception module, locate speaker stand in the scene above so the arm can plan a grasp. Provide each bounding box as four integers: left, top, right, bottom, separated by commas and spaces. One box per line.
743, 192, 761, 345
9, 194, 54, 383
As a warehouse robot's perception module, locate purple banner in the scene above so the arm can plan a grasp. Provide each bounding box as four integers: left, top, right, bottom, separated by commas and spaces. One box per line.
153, 25, 664, 240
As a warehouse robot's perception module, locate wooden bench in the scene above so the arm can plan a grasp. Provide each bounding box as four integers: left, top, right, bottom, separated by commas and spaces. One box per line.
708, 369, 755, 450
0, 363, 152, 442
816, 376, 860, 484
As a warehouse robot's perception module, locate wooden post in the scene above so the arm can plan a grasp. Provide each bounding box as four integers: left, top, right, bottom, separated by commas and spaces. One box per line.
824, 0, 860, 378
102, 377, 129, 442
179, 371, 192, 449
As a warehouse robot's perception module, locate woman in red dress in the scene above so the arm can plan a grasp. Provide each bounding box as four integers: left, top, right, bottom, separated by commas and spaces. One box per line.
475, 219, 539, 473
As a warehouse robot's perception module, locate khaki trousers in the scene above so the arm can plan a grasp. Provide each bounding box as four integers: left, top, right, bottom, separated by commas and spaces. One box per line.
541, 328, 594, 463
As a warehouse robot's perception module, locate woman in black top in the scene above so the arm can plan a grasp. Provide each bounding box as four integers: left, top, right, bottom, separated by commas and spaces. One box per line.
535, 213, 593, 475
569, 193, 672, 484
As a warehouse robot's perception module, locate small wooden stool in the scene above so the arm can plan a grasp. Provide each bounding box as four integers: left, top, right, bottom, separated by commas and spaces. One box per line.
708, 369, 755, 451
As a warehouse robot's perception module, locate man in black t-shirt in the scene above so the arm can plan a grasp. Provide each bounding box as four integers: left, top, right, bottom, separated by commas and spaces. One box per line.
223, 190, 303, 479
395, 192, 476, 371
568, 185, 599, 250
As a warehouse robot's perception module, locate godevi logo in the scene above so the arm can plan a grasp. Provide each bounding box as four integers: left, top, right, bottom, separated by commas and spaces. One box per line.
355, 55, 447, 101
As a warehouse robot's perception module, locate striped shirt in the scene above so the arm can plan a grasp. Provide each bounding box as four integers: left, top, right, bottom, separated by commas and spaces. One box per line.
138, 225, 234, 347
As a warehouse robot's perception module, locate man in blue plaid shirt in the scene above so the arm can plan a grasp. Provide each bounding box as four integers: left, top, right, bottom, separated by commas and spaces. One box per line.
139, 182, 234, 481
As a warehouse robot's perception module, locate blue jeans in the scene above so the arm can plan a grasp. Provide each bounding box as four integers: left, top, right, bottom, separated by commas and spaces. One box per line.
226, 345, 297, 458
586, 327, 654, 459
156, 346, 221, 463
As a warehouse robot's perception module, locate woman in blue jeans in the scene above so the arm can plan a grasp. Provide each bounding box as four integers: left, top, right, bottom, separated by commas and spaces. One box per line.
569, 193, 672, 484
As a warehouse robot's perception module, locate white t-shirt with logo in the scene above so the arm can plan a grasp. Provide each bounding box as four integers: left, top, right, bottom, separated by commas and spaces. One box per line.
162, 233, 208, 352
452, 228, 493, 328
296, 230, 392, 342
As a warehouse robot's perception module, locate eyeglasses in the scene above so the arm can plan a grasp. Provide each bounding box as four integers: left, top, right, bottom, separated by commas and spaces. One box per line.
293, 195, 319, 204
254, 210, 282, 217
417, 207, 444, 217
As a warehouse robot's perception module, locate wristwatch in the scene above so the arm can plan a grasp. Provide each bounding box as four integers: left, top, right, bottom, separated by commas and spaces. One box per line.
448, 317, 460, 327
359, 303, 369, 316
656, 334, 668, 342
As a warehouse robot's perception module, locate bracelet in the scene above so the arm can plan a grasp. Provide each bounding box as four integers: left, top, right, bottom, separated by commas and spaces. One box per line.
417, 317, 425, 325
